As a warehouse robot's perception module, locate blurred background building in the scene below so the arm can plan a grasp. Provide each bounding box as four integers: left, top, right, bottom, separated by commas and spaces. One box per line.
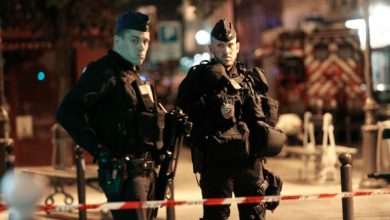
0, 0, 389, 172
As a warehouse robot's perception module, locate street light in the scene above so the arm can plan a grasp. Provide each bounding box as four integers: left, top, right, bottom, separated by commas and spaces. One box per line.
195, 29, 210, 45
359, 0, 386, 188
345, 4, 390, 49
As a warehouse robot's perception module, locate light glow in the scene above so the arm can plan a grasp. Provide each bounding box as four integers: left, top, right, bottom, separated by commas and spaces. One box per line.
195, 30, 211, 45
345, 4, 390, 49
37, 71, 45, 81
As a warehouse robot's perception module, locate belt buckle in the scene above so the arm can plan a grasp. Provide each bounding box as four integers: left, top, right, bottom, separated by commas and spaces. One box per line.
142, 161, 154, 170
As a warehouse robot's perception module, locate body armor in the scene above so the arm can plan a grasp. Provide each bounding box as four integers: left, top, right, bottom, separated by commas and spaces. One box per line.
177, 60, 286, 173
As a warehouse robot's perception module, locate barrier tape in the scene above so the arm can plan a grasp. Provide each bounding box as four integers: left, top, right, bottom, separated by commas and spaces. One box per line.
0, 190, 389, 213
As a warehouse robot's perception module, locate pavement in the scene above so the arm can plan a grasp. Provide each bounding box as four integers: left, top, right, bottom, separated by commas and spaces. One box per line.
0, 145, 390, 220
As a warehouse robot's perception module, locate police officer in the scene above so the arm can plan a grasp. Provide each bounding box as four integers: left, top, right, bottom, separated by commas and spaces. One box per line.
177, 19, 282, 220
56, 11, 164, 220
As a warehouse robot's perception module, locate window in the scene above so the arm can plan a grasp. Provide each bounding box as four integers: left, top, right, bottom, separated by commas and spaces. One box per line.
313, 44, 329, 60
338, 43, 353, 59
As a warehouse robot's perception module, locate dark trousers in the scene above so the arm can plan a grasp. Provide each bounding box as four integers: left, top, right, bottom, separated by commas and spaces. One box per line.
200, 158, 266, 220
98, 169, 156, 220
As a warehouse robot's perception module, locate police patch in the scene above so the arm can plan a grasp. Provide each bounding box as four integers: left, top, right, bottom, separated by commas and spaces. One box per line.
220, 102, 234, 119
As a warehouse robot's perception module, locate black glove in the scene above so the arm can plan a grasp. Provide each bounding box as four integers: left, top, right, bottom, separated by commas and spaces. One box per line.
264, 168, 283, 210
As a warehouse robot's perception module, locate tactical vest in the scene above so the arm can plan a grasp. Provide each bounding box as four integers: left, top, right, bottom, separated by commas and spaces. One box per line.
191, 61, 251, 165
243, 67, 286, 157
188, 61, 285, 171
86, 58, 165, 157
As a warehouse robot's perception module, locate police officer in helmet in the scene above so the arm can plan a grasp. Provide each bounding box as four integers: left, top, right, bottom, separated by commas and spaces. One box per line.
177, 19, 282, 220
56, 11, 164, 220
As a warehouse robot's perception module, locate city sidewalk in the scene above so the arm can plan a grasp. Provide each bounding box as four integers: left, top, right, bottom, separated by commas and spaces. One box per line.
1, 146, 390, 220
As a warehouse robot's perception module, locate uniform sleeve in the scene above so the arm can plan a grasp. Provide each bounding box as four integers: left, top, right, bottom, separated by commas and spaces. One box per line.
176, 72, 195, 111
56, 64, 113, 157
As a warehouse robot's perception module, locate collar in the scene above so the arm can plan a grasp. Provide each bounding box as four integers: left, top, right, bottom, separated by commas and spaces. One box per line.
210, 59, 239, 77
108, 49, 140, 72
227, 64, 239, 77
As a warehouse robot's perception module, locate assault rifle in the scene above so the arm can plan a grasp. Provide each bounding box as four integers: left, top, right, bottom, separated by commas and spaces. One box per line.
153, 106, 192, 218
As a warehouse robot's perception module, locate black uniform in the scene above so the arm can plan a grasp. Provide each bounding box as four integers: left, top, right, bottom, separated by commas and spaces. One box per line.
177, 58, 272, 220
56, 49, 164, 219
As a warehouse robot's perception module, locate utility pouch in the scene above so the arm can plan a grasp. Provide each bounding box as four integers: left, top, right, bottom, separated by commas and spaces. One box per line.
105, 170, 122, 195
205, 122, 250, 163
136, 80, 155, 143
244, 95, 266, 121
136, 82, 155, 112
189, 126, 205, 174
139, 111, 155, 142
250, 121, 286, 157
248, 67, 269, 94
260, 96, 279, 126
98, 159, 125, 197
191, 144, 204, 173
134, 80, 164, 149
138, 108, 165, 150
263, 168, 283, 211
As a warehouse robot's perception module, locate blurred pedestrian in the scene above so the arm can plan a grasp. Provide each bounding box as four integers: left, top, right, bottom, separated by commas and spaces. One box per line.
1, 171, 47, 220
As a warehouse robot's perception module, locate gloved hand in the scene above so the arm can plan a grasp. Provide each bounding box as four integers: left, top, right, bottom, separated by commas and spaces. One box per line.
237, 121, 250, 140
263, 168, 283, 210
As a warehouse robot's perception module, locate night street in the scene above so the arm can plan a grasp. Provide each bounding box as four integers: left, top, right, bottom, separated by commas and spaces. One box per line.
1, 146, 388, 220
1, 0, 390, 219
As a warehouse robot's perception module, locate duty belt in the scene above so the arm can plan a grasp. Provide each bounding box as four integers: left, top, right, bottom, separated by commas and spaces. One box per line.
126, 158, 155, 171
124, 152, 156, 174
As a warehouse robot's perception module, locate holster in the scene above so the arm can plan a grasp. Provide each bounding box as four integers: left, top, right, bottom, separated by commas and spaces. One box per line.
99, 158, 126, 196
125, 158, 155, 175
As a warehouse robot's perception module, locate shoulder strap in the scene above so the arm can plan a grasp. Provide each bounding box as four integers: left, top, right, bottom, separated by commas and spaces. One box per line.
100, 56, 152, 112
232, 74, 246, 84
246, 67, 269, 94
188, 60, 210, 76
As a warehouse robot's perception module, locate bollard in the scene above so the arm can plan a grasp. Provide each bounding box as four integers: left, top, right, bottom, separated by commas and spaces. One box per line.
51, 123, 74, 170
167, 182, 175, 220
75, 146, 87, 220
339, 153, 354, 220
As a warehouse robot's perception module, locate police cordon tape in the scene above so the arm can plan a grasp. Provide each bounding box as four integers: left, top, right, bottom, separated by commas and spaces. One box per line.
0, 190, 389, 213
